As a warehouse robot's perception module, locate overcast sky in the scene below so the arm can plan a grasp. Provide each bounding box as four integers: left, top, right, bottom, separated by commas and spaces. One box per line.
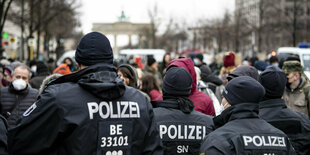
79, 0, 235, 46
80, 0, 235, 33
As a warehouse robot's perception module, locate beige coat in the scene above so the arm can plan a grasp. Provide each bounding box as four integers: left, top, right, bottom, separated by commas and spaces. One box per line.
283, 75, 310, 117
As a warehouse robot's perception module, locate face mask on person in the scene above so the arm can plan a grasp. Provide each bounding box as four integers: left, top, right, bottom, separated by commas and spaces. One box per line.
272, 63, 279, 67
12, 79, 27, 91
194, 59, 199, 65
217, 103, 225, 115
31, 66, 37, 73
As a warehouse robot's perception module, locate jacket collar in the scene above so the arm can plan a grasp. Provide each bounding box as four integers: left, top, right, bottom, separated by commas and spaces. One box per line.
213, 103, 259, 129
152, 96, 194, 114
46, 63, 125, 100
48, 63, 116, 86
152, 100, 179, 109
8, 83, 30, 95
259, 98, 286, 109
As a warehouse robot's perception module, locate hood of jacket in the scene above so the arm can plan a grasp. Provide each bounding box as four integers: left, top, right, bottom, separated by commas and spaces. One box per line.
200, 64, 223, 85
48, 63, 125, 100
227, 65, 259, 81
167, 58, 197, 95
203, 74, 223, 86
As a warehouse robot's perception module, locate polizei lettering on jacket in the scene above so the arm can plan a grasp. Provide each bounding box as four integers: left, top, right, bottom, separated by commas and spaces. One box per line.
242, 134, 288, 150
87, 101, 140, 119
159, 124, 207, 141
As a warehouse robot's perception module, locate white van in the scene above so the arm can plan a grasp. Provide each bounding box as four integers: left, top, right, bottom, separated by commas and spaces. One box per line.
277, 47, 310, 78
118, 49, 166, 63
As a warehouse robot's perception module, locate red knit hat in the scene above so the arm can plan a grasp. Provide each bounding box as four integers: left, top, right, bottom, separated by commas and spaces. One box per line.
224, 52, 235, 67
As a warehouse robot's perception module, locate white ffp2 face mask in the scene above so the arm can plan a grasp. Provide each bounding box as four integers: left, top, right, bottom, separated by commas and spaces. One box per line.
31, 66, 37, 73
12, 79, 27, 91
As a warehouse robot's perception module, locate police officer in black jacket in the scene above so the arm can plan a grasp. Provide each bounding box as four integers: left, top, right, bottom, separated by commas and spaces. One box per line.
152, 67, 214, 155
0, 115, 8, 155
8, 32, 163, 155
200, 76, 296, 155
259, 67, 310, 154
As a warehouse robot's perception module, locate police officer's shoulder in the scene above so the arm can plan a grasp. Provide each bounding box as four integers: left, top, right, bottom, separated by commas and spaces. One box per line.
294, 111, 310, 129
42, 82, 73, 94
124, 86, 142, 95
201, 131, 230, 150
191, 110, 213, 121
191, 110, 213, 118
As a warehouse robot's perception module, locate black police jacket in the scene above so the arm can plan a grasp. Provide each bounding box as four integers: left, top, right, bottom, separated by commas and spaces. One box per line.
152, 100, 214, 155
8, 63, 163, 155
0, 115, 8, 155
200, 103, 296, 155
259, 99, 310, 155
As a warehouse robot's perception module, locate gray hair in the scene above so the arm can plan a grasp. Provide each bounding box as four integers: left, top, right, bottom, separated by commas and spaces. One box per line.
13, 64, 32, 78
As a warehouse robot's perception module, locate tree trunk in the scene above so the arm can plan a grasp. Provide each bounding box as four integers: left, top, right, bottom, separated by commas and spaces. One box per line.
36, 0, 41, 59
20, 0, 25, 61
0, 0, 13, 57
293, 0, 297, 46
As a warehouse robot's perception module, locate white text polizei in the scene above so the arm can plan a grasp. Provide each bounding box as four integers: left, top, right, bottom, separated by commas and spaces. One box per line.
159, 124, 206, 140
243, 135, 286, 147
87, 101, 140, 119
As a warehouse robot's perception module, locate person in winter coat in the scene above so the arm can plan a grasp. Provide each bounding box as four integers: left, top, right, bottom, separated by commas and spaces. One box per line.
266, 56, 281, 71
200, 64, 223, 101
193, 53, 206, 68
254, 60, 268, 74
117, 64, 151, 101
200, 76, 296, 154
117, 64, 139, 88
0, 64, 38, 128
159, 53, 171, 77
259, 67, 310, 154
8, 32, 163, 155
144, 57, 162, 87
140, 74, 162, 101
152, 67, 214, 154
282, 60, 310, 117
2, 66, 13, 87
29, 61, 50, 89
195, 66, 223, 116
53, 57, 75, 75
156, 58, 215, 116
219, 52, 236, 85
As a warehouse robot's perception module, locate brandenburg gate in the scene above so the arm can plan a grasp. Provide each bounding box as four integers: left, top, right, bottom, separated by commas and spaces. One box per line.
92, 11, 151, 54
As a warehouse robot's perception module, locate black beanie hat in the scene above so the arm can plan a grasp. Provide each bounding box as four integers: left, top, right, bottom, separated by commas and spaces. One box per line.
200, 65, 212, 80
36, 61, 49, 74
222, 76, 265, 106
259, 67, 287, 99
162, 67, 192, 96
75, 32, 113, 66
147, 57, 156, 66
195, 54, 204, 62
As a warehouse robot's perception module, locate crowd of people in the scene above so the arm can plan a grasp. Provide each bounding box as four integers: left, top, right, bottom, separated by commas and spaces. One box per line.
0, 32, 308, 154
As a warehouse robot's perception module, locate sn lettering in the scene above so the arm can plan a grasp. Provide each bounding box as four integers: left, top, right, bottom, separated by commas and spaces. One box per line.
177, 145, 189, 153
